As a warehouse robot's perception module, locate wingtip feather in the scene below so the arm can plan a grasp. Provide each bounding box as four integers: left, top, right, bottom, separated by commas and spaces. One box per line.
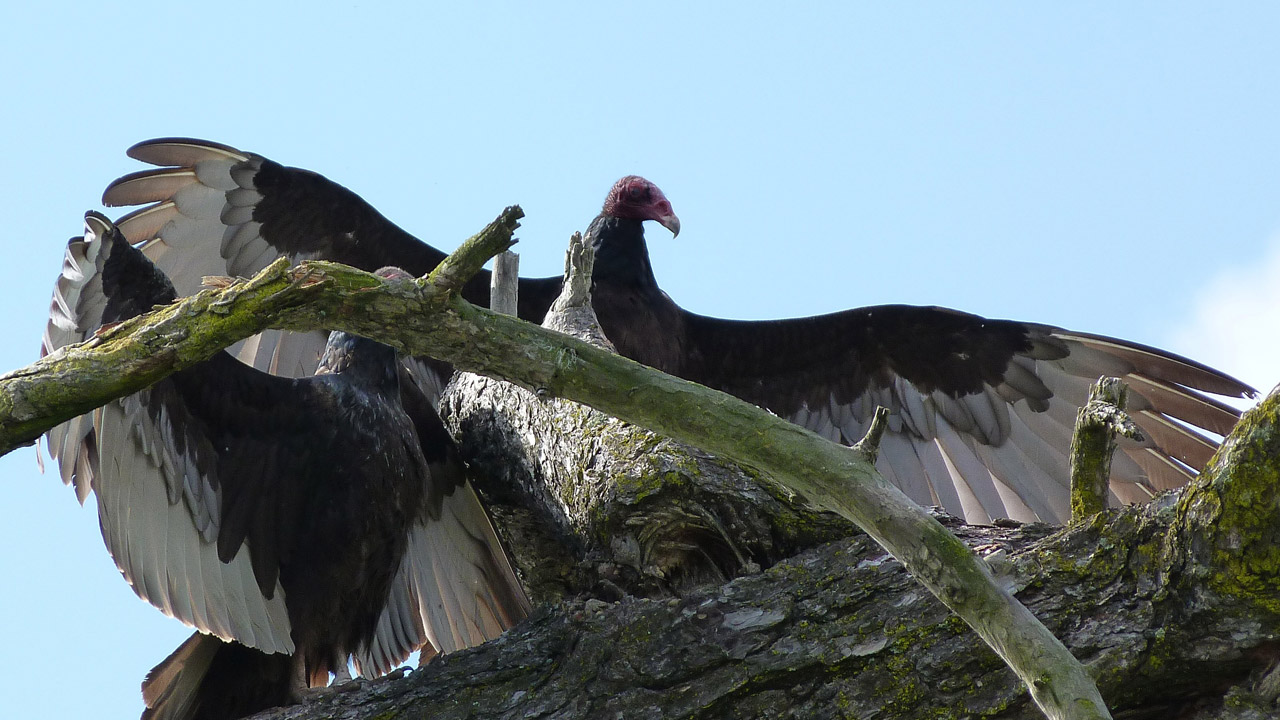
127, 137, 249, 167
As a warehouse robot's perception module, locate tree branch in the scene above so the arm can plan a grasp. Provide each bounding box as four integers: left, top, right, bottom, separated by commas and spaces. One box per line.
1070, 377, 1142, 521
249, 436, 1280, 720
427, 206, 522, 295
248, 392, 1280, 718
490, 250, 520, 316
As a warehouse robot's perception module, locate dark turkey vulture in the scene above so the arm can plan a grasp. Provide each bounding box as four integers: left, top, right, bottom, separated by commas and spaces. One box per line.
99, 138, 1256, 524
43, 213, 530, 720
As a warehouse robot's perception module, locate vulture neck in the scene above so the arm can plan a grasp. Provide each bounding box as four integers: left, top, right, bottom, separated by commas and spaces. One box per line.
589, 215, 660, 292
316, 332, 401, 392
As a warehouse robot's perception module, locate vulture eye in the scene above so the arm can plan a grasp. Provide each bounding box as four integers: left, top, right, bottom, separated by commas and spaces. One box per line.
628, 184, 646, 200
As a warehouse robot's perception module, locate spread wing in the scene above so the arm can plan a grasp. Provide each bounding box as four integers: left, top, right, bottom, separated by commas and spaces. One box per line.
44, 213, 299, 652
354, 367, 531, 677
47, 213, 530, 672
677, 304, 1254, 524
101, 137, 563, 383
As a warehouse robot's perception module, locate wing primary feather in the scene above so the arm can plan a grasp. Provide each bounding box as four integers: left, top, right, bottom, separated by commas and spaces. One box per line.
116, 202, 179, 244
1129, 409, 1218, 470
1059, 332, 1256, 398
1124, 374, 1241, 436
102, 168, 195, 207
874, 433, 934, 508
126, 137, 249, 167
933, 421, 1008, 523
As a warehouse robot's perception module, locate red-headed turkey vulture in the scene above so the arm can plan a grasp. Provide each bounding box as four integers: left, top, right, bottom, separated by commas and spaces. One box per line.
100, 138, 1256, 524
42, 213, 530, 720
583, 178, 1255, 522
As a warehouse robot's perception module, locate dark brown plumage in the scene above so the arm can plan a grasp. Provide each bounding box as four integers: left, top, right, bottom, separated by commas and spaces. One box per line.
584, 196, 1253, 521
44, 215, 529, 720
98, 138, 1256, 523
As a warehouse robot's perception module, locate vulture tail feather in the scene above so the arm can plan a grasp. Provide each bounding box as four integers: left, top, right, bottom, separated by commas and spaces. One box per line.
142, 632, 293, 720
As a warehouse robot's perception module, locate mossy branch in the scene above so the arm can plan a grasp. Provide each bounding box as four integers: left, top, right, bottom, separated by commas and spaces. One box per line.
1069, 377, 1142, 522
1, 207, 1111, 719
427, 207, 522, 295
1171, 389, 1280, 618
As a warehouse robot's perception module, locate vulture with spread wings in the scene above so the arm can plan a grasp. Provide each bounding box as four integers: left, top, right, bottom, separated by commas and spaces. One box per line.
101, 138, 1255, 524
43, 214, 529, 720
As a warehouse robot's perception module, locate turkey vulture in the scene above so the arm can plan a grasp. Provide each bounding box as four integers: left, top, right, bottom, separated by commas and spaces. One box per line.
99, 138, 1256, 524
43, 213, 530, 720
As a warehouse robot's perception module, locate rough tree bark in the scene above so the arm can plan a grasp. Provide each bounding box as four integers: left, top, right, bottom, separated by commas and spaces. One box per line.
443, 232, 857, 601
4, 211, 1277, 718
252, 385, 1280, 720
1069, 377, 1142, 522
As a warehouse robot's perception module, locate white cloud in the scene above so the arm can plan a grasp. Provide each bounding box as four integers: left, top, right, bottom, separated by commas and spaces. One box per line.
1167, 235, 1280, 405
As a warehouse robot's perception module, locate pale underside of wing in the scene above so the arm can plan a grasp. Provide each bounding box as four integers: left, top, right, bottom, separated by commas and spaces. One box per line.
353, 482, 530, 677
44, 226, 294, 653
44, 236, 106, 501
108, 140, 325, 379
108, 142, 451, 394
788, 331, 1239, 525
92, 397, 294, 654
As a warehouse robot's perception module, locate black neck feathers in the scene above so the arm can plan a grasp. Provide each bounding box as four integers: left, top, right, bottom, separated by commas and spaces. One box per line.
588, 215, 659, 291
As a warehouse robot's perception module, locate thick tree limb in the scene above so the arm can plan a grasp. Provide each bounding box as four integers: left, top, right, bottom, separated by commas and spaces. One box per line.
253, 520, 1063, 720
252, 390, 1280, 718
247, 406, 1280, 720
3, 207, 1131, 716
444, 369, 857, 598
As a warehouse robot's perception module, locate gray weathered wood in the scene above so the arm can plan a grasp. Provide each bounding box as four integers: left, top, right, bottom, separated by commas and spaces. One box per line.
490, 250, 520, 316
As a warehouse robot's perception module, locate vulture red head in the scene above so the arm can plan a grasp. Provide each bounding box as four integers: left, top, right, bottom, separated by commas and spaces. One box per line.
603, 176, 681, 237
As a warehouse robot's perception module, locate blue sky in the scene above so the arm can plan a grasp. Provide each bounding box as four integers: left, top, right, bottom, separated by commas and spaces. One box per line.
3, 3, 1280, 718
